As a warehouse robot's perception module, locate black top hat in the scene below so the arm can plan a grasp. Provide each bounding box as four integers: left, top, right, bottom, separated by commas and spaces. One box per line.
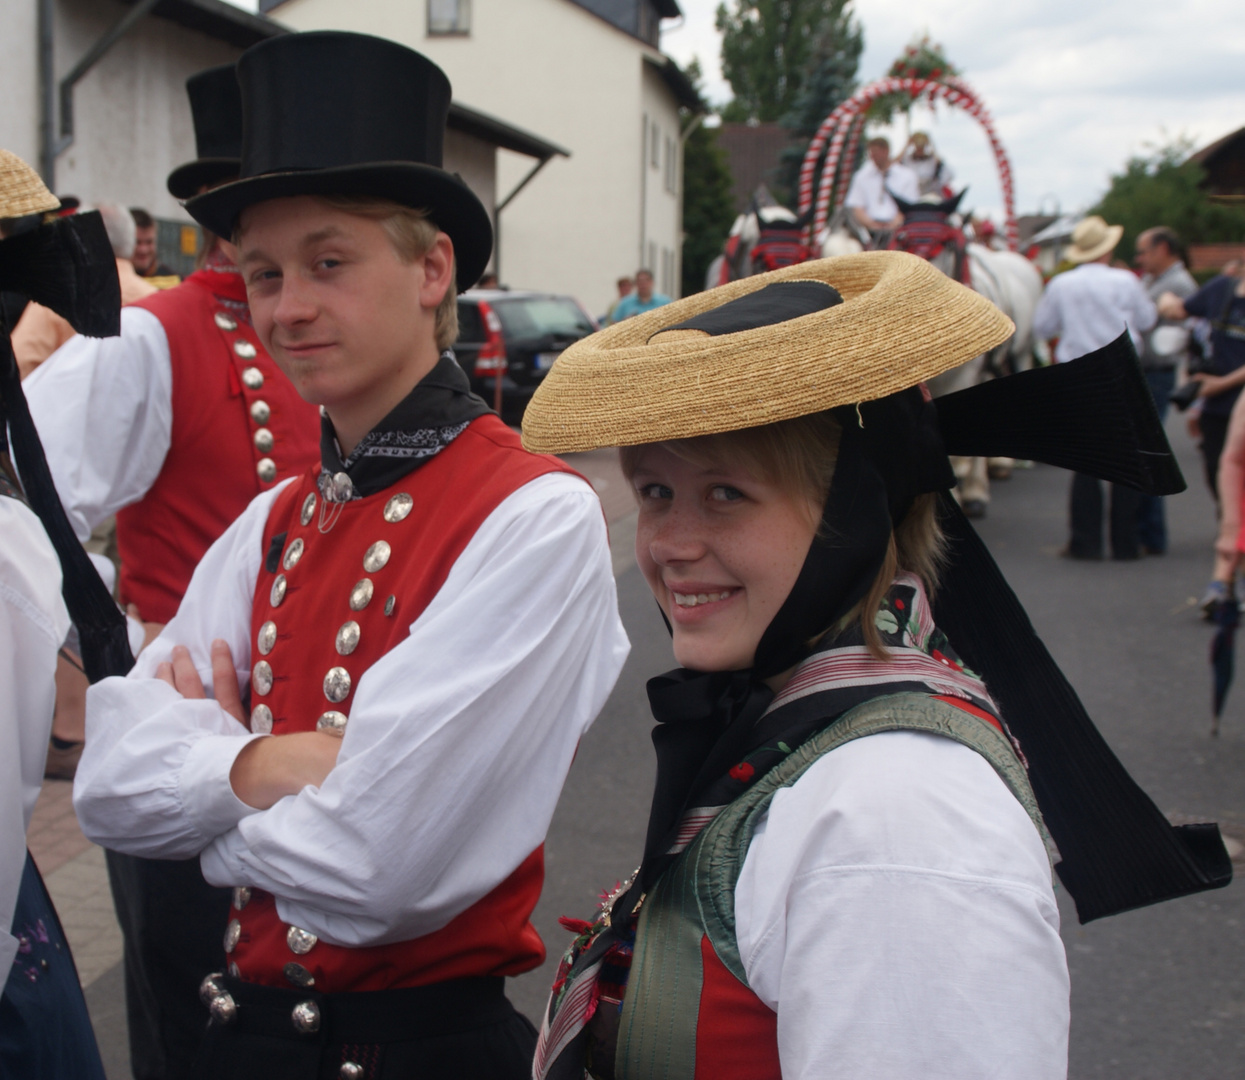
186, 32, 493, 292
167, 64, 243, 200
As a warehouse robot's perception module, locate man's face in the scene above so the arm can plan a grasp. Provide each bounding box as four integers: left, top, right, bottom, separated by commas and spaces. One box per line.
132, 225, 157, 271
237, 196, 448, 411
636, 272, 654, 300
1134, 233, 1168, 277
868, 143, 890, 170
619, 278, 633, 298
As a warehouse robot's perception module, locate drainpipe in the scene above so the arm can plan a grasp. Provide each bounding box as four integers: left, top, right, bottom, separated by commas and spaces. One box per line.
39, 0, 162, 188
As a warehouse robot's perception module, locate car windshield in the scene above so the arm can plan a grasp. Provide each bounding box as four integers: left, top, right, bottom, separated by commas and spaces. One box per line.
492, 296, 593, 340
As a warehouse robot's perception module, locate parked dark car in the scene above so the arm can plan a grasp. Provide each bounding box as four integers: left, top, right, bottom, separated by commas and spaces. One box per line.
454, 289, 597, 420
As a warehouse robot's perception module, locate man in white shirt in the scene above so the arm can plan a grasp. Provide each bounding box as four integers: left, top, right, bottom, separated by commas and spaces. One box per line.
844, 138, 920, 236
1034, 215, 1157, 559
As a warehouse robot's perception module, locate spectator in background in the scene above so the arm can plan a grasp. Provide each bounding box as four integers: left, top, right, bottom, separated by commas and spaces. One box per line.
11, 201, 156, 377
610, 268, 669, 322
129, 207, 177, 279
1134, 227, 1198, 554
476, 271, 499, 289
1034, 215, 1157, 560
605, 274, 633, 323
845, 137, 919, 237
901, 132, 955, 198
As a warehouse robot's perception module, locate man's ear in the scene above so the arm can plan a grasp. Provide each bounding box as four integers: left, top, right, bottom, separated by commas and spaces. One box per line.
418, 233, 455, 311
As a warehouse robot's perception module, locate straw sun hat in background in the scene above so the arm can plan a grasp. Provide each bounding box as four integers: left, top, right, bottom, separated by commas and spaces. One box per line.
1064, 215, 1124, 264
0, 149, 60, 220
521, 251, 1014, 455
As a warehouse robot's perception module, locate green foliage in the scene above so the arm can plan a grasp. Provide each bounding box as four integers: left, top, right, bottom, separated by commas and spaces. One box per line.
679, 62, 737, 296
1092, 138, 1245, 262
868, 34, 958, 124
717, 0, 850, 124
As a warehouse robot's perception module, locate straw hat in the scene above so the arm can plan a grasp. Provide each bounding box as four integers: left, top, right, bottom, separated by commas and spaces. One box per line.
0, 149, 59, 219
522, 251, 1014, 454
1064, 215, 1123, 264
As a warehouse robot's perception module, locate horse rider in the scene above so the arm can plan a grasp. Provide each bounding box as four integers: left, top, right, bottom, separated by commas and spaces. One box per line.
844, 138, 920, 245
902, 132, 956, 199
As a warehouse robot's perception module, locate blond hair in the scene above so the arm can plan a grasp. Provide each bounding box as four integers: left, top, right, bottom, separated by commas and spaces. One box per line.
620, 412, 946, 659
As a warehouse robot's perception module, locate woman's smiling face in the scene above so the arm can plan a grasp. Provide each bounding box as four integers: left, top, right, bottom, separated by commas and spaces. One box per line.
631, 443, 820, 673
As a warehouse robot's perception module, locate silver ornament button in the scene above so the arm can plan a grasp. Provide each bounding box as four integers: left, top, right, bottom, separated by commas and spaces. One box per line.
282, 537, 305, 571
323, 666, 352, 703
199, 972, 225, 1006
252, 660, 273, 697
250, 400, 271, 424
214, 311, 238, 331
210, 993, 237, 1024
349, 578, 374, 611
270, 574, 287, 607
329, 471, 353, 503
236, 341, 259, 361
383, 493, 413, 523
286, 925, 317, 955
257, 620, 277, 655
335, 621, 360, 656
240, 362, 262, 385
316, 711, 348, 737
291, 1000, 320, 1034
300, 493, 317, 525
362, 540, 390, 573
384, 595, 396, 617
223, 918, 241, 953
340, 1064, 364, 1080
228, 961, 240, 978
257, 457, 277, 483
284, 962, 315, 988
233, 886, 251, 911
250, 704, 273, 734
254, 427, 274, 453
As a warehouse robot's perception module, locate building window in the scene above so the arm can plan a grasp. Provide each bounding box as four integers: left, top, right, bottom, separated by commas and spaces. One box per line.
665, 136, 677, 194
428, 0, 470, 35
651, 123, 660, 169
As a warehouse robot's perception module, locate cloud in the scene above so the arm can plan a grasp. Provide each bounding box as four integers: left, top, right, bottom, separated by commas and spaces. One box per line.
663, 0, 1245, 214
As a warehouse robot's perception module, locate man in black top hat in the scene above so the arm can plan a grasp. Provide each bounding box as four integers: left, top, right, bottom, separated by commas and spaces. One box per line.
72, 31, 625, 1080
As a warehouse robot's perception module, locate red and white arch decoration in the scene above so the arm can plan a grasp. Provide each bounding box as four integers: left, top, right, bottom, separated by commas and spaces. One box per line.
798, 76, 1018, 251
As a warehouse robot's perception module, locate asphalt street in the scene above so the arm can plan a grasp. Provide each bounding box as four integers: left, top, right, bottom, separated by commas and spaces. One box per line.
81, 417, 1244, 1078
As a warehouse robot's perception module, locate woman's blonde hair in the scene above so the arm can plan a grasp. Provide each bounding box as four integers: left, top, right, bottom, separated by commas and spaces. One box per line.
619, 412, 947, 659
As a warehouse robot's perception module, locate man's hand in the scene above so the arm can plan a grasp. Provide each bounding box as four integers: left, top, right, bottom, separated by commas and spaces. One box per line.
1157, 291, 1187, 320
229, 732, 342, 810
154, 641, 246, 726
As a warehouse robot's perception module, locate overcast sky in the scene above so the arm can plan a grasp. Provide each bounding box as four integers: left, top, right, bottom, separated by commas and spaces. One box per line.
662, 0, 1245, 222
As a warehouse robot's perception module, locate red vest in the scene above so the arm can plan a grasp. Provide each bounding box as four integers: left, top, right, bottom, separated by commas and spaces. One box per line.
116, 270, 320, 624
228, 415, 575, 993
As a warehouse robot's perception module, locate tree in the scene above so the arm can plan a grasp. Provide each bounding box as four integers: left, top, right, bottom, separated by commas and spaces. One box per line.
717, 0, 844, 124
680, 61, 737, 295
1093, 138, 1245, 264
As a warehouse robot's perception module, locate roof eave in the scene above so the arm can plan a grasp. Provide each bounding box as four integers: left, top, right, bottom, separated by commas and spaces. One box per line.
643, 53, 703, 113
448, 103, 569, 161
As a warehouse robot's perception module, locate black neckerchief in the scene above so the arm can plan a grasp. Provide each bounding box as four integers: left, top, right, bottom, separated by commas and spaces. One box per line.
318, 351, 490, 500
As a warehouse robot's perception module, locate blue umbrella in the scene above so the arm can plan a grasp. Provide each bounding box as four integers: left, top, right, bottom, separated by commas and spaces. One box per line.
1210, 594, 1239, 736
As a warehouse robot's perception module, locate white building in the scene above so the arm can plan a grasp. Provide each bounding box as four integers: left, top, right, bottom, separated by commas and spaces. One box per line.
263, 0, 698, 311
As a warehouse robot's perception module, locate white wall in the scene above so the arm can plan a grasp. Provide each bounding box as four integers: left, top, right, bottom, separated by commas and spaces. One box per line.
0, 0, 240, 219
273, 0, 685, 313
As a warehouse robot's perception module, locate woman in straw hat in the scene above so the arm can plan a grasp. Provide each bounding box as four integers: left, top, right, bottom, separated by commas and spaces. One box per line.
522, 251, 1230, 1080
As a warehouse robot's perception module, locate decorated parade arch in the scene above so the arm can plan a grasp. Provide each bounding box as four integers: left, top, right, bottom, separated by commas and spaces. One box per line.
797, 74, 1019, 251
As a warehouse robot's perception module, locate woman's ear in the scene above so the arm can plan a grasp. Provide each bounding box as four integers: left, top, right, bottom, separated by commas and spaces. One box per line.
418, 232, 455, 312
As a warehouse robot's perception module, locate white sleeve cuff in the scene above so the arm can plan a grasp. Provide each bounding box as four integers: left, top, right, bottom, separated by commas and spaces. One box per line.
180, 732, 267, 838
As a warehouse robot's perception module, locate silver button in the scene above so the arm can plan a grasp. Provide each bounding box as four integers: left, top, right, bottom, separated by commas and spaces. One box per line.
323, 666, 351, 703
257, 457, 277, 483
335, 621, 360, 656
349, 578, 374, 611
286, 925, 317, 955
384, 595, 396, 617
236, 341, 259, 361
250, 400, 271, 424
282, 537, 305, 571
223, 918, 241, 953
383, 493, 413, 523
300, 493, 317, 526
252, 660, 273, 697
316, 711, 348, 737
233, 886, 252, 911
214, 311, 238, 331
254, 427, 274, 453
362, 540, 391, 573
340, 1064, 364, 1080
228, 961, 240, 978
199, 972, 225, 1006
270, 573, 287, 607
291, 999, 320, 1034
251, 704, 273, 734
257, 620, 277, 655
284, 961, 315, 988
328, 471, 353, 503
210, 993, 237, 1024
